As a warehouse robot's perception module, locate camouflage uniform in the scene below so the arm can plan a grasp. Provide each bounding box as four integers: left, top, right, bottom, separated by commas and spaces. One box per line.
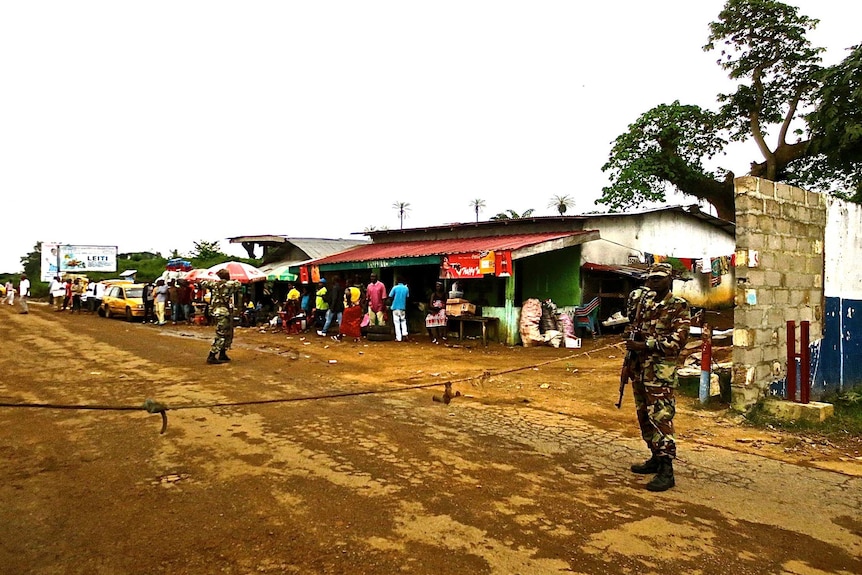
625, 285, 691, 460
202, 279, 241, 355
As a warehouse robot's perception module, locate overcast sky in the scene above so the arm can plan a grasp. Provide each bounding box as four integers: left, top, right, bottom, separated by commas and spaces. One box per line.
1, 1, 858, 273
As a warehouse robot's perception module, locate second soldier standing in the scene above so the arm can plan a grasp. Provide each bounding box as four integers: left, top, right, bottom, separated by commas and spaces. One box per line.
202, 269, 242, 364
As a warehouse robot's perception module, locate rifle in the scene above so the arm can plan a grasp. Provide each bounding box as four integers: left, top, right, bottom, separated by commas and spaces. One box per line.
616, 291, 646, 409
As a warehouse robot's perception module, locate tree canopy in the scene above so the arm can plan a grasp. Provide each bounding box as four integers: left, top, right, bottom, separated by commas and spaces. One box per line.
190, 240, 226, 260
599, 0, 862, 220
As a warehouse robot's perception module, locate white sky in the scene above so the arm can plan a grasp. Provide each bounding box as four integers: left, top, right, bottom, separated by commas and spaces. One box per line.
1, 1, 858, 273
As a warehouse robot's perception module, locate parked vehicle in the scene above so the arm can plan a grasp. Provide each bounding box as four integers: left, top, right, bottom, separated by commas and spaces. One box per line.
99, 283, 146, 321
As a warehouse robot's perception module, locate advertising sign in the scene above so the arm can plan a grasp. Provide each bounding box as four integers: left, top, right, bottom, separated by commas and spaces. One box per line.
58, 245, 118, 273
439, 252, 493, 279
40, 242, 61, 282
440, 250, 513, 279
494, 250, 512, 277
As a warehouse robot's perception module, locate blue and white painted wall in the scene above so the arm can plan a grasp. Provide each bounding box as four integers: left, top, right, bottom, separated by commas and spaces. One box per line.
812, 197, 862, 397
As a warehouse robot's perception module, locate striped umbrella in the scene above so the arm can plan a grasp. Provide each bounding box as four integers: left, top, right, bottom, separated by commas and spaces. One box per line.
265, 263, 298, 282
207, 261, 267, 284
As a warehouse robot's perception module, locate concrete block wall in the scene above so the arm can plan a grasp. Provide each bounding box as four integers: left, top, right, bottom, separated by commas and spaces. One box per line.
732, 177, 827, 410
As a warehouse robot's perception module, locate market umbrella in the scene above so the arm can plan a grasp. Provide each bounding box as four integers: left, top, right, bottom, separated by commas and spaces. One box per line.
265, 263, 298, 282
207, 261, 267, 284
184, 268, 219, 282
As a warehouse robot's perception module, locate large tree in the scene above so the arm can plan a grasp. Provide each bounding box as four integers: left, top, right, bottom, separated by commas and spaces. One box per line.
599, 0, 862, 221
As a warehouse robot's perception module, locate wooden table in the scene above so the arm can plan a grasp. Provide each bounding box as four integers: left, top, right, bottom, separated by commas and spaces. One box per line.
447, 315, 499, 346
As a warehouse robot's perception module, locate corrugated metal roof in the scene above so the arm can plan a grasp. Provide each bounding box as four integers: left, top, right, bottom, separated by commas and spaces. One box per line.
582, 262, 648, 279
311, 231, 596, 266
361, 204, 734, 239
287, 238, 369, 260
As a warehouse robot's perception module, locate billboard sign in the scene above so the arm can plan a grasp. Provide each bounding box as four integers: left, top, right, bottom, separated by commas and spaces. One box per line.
40, 242, 62, 282
58, 245, 118, 274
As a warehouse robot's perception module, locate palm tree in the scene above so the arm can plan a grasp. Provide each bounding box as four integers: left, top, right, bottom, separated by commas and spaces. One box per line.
469, 198, 486, 222
548, 194, 574, 215
392, 201, 411, 229
490, 208, 535, 220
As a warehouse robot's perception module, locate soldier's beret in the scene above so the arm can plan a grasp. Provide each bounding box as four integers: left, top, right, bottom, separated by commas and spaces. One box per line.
647, 263, 673, 277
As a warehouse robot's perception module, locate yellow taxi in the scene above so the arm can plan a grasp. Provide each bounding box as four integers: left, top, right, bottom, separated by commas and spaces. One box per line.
99, 283, 146, 321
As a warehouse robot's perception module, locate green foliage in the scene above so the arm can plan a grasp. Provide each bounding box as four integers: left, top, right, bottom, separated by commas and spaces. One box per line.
490, 208, 535, 220
548, 194, 574, 215
20, 243, 43, 288
601, 0, 861, 218
600, 102, 728, 212
189, 240, 226, 260
705, 0, 822, 143
744, 391, 862, 436
803, 43, 862, 200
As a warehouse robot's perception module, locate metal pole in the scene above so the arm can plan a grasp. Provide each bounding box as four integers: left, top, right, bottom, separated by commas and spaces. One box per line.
699, 323, 712, 404
786, 321, 797, 402
800, 321, 810, 404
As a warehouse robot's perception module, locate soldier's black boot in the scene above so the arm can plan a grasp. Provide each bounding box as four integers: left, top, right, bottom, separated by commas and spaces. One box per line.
218, 351, 231, 362
630, 454, 661, 474
646, 458, 675, 492
207, 352, 223, 365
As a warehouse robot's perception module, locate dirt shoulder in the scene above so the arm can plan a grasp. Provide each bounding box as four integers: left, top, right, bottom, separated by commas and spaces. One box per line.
223, 317, 862, 477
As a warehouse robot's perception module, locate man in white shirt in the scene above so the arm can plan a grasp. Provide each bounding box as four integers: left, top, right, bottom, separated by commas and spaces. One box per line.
18, 274, 31, 314
49, 276, 64, 310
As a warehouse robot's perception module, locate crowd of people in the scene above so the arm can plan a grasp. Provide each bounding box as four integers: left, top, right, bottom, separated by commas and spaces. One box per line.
7, 262, 696, 494
261, 273, 447, 345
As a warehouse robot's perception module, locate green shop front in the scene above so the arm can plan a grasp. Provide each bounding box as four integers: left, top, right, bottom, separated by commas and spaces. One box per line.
295, 229, 599, 345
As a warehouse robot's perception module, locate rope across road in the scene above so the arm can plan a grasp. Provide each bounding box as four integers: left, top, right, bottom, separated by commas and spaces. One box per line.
0, 342, 625, 434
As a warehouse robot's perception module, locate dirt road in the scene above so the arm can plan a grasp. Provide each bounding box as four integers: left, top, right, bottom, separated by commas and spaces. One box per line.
1, 303, 860, 574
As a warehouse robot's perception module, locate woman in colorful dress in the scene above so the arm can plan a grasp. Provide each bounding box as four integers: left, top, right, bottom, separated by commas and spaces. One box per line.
336, 284, 364, 342
425, 281, 448, 344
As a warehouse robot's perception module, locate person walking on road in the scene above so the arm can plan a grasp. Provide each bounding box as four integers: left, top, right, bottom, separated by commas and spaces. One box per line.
388, 276, 409, 342
202, 269, 241, 364
18, 274, 30, 314
5, 280, 15, 306
623, 262, 691, 492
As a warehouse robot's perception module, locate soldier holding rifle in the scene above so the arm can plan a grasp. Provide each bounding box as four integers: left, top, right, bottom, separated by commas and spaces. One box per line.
620, 262, 690, 492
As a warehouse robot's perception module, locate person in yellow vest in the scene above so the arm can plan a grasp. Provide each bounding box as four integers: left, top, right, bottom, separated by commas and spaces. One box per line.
314, 279, 328, 331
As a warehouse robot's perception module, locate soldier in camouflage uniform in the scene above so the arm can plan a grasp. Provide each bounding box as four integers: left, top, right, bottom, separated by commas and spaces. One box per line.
623, 262, 690, 491
202, 269, 242, 365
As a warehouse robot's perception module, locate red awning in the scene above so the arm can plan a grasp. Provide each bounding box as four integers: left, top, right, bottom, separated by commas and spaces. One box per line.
310, 231, 598, 266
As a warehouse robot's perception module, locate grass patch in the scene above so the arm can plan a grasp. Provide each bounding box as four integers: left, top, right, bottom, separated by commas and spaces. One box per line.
743, 389, 862, 438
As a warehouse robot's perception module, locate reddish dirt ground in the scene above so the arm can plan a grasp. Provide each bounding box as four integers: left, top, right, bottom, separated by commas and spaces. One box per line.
1, 302, 860, 574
